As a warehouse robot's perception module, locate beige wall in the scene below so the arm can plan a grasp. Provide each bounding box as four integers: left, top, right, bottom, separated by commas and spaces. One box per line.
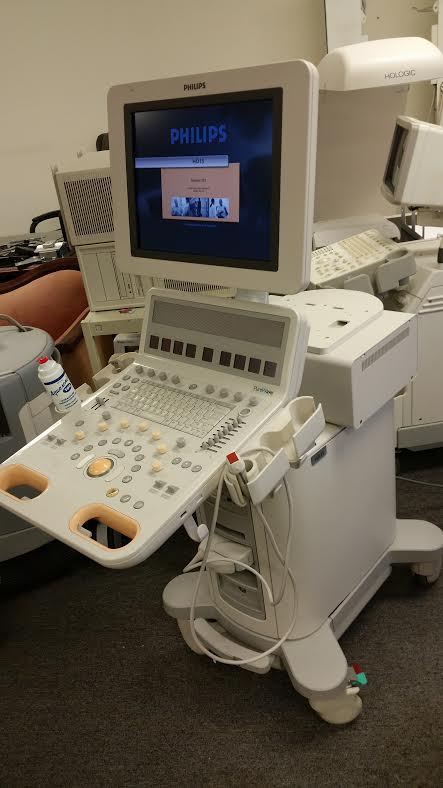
0, 0, 326, 236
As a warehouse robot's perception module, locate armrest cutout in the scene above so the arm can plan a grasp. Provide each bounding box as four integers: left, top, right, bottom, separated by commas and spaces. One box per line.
69, 504, 140, 550
0, 465, 49, 499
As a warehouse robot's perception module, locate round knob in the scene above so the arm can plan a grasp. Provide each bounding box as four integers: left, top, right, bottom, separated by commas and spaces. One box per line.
234, 392, 243, 402
97, 422, 108, 432
171, 375, 180, 385
176, 437, 186, 449
87, 457, 114, 478
205, 384, 215, 394
159, 372, 167, 381
220, 388, 229, 398
147, 368, 155, 377
138, 421, 149, 432
249, 397, 258, 407
151, 460, 163, 473
120, 419, 130, 429
156, 444, 168, 455
152, 430, 161, 441
136, 365, 143, 374
75, 430, 85, 441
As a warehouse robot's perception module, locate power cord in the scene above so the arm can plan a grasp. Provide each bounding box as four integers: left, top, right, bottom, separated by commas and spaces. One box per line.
396, 475, 443, 490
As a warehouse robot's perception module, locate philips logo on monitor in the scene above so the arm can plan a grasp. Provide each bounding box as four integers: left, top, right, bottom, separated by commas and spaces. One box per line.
170, 124, 228, 145
183, 82, 206, 91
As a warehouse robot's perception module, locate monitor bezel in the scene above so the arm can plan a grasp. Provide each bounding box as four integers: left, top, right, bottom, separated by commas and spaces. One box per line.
124, 88, 282, 272
108, 60, 318, 294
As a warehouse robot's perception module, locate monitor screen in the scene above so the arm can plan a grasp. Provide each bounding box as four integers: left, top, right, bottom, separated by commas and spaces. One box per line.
124, 89, 282, 271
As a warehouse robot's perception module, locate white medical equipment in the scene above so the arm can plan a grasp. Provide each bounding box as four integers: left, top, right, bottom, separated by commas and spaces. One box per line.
311, 229, 402, 289
0, 60, 441, 726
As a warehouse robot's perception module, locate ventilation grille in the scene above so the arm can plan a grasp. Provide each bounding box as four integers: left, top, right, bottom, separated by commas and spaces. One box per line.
154, 277, 235, 297
361, 327, 410, 372
64, 176, 113, 239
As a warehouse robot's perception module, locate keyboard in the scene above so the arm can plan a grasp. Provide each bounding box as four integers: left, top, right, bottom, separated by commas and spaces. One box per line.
311, 229, 399, 288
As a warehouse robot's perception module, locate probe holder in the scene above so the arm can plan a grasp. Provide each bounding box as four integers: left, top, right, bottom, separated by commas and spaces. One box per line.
258, 396, 325, 464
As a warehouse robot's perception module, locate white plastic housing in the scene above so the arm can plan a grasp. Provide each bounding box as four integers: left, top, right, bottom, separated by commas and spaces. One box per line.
108, 60, 318, 295
318, 37, 443, 91
382, 115, 443, 209
53, 152, 113, 247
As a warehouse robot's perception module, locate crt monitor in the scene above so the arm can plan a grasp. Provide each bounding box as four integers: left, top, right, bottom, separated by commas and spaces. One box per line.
108, 60, 318, 295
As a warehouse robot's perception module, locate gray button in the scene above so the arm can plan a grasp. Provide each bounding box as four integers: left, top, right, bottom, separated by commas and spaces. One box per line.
123, 374, 131, 380
131, 377, 139, 384
192, 465, 202, 473
47, 434, 56, 441
75, 420, 84, 427
131, 464, 141, 472
122, 475, 132, 483
159, 372, 167, 381
122, 385, 130, 391
109, 449, 125, 459
166, 486, 178, 495
240, 408, 251, 416
120, 495, 131, 503
124, 440, 134, 447
56, 438, 65, 446
113, 382, 122, 388
147, 368, 155, 377
181, 461, 192, 469
189, 383, 197, 390
133, 500, 144, 509
132, 445, 142, 453
136, 365, 143, 374
71, 453, 80, 460
112, 438, 121, 444
135, 454, 145, 461
84, 445, 93, 452
102, 411, 111, 420
176, 437, 186, 448
98, 439, 107, 446
96, 396, 106, 406
154, 480, 166, 490
172, 457, 182, 465
171, 375, 180, 384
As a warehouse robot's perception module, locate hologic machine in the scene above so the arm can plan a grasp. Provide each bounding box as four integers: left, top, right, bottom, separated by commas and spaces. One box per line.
0, 61, 441, 724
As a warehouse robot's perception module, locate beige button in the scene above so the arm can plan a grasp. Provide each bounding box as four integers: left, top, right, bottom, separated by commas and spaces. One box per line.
156, 444, 168, 455
98, 422, 108, 432
75, 430, 86, 441
151, 430, 161, 440
151, 460, 163, 473
138, 421, 149, 432
120, 419, 130, 429
106, 487, 119, 497
87, 457, 114, 477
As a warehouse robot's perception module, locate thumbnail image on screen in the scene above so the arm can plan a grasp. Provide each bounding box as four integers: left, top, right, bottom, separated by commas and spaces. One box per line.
125, 88, 282, 270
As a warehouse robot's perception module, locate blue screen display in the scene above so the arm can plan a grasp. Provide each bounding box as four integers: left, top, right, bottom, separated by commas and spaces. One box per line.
126, 89, 282, 270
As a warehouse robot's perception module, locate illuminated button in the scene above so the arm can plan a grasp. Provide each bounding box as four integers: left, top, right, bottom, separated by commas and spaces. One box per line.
156, 444, 168, 455
176, 437, 186, 449
122, 475, 132, 483
249, 397, 258, 407
151, 461, 163, 473
147, 368, 155, 377
159, 372, 167, 381
138, 421, 149, 432
71, 453, 80, 461
172, 457, 182, 465
205, 384, 215, 394
106, 487, 119, 498
171, 375, 180, 384
133, 501, 144, 510
98, 422, 108, 432
75, 430, 85, 441
98, 439, 107, 446
120, 419, 130, 429
120, 495, 131, 503
152, 430, 161, 441
131, 464, 141, 472
75, 420, 84, 427
124, 439, 133, 447
192, 465, 202, 473
87, 457, 114, 478
181, 461, 192, 469
220, 388, 229, 398
234, 392, 243, 402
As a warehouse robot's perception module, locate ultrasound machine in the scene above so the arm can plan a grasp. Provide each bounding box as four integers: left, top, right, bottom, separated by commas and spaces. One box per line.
0, 60, 441, 724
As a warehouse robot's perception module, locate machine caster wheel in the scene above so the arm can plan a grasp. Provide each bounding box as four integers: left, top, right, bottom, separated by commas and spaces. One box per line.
411, 555, 441, 587
309, 687, 363, 725
177, 619, 205, 655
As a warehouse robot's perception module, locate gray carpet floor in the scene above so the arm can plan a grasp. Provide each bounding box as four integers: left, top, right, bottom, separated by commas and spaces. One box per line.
1, 450, 442, 787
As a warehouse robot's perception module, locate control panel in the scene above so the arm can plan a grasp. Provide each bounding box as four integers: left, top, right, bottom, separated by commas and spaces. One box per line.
311, 229, 398, 288
0, 292, 308, 569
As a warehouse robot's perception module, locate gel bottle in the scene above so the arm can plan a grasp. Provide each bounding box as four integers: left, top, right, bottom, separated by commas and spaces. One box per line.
37, 356, 80, 413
